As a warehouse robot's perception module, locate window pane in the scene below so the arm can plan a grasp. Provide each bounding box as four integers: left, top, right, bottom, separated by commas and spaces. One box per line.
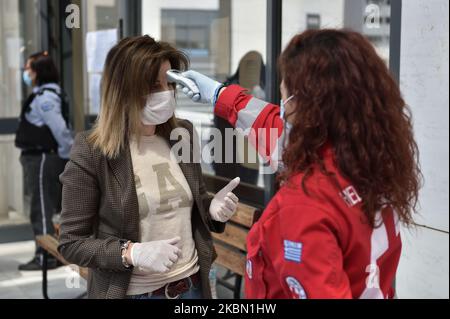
86, 0, 118, 32
142, 0, 268, 189
282, 0, 391, 64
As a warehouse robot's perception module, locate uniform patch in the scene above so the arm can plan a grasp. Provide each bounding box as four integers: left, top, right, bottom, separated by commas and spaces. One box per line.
340, 185, 362, 207
246, 259, 253, 279
40, 102, 55, 112
285, 276, 307, 299
283, 240, 302, 263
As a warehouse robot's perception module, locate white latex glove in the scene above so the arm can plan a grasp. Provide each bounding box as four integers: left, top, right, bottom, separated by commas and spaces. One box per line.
179, 70, 224, 105
130, 237, 181, 273
209, 177, 240, 223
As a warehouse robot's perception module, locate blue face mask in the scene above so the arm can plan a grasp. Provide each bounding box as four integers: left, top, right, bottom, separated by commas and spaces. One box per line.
23, 70, 33, 87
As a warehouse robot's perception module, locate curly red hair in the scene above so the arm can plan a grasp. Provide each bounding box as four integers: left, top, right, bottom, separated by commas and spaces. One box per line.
279, 29, 421, 227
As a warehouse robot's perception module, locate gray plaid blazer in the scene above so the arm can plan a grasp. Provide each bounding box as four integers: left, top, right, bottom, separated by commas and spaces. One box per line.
58, 120, 225, 299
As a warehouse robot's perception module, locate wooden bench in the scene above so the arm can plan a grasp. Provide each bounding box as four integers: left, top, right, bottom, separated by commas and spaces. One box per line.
211, 201, 262, 299
36, 234, 88, 299
36, 202, 262, 299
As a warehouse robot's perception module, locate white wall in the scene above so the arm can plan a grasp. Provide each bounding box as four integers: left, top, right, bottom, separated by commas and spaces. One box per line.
396, 0, 449, 298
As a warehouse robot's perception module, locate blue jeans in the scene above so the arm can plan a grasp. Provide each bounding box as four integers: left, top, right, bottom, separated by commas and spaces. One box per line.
127, 278, 203, 300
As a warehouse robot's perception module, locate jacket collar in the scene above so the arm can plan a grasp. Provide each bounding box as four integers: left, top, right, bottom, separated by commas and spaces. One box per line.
33, 83, 61, 94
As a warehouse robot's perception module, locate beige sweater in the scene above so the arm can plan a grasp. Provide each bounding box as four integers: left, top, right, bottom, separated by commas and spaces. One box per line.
126, 134, 199, 296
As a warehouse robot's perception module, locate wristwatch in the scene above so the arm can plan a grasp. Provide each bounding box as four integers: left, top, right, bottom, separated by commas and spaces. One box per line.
120, 240, 132, 269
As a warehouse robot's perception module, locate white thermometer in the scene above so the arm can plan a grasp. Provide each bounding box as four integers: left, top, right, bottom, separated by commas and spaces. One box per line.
166, 69, 200, 100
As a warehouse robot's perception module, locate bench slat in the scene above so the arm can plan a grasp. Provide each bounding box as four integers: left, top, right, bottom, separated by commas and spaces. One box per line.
212, 224, 248, 251
213, 243, 246, 277
36, 235, 69, 265
230, 203, 258, 228
36, 235, 88, 280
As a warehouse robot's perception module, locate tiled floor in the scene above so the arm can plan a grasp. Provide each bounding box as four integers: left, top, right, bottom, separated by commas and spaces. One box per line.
0, 237, 239, 299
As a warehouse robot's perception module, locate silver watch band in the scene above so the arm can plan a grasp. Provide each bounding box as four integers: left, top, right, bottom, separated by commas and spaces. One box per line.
120, 241, 132, 269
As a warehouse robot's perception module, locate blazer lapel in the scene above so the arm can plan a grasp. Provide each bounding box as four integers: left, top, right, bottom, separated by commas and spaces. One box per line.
108, 154, 127, 189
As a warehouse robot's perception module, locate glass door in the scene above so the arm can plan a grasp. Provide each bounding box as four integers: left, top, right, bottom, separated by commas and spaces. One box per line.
282, 0, 393, 64
0, 0, 43, 223
79, 0, 140, 128
141, 0, 268, 206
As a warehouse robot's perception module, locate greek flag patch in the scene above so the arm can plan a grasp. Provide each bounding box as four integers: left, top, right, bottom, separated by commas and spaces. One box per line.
283, 240, 303, 263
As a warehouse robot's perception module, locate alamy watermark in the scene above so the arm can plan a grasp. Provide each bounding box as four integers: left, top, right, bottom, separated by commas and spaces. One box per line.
65, 4, 80, 29
365, 4, 382, 29
168, 123, 282, 175
65, 265, 81, 289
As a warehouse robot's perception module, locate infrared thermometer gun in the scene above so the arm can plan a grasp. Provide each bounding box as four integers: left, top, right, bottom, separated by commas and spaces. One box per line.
166, 69, 201, 101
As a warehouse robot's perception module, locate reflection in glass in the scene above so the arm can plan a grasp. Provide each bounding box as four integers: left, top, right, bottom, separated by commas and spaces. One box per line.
142, 0, 268, 188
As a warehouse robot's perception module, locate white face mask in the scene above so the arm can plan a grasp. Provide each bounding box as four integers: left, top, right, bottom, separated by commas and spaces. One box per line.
141, 90, 176, 125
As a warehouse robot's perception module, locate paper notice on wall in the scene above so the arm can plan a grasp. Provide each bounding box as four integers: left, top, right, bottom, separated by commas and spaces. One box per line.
6, 37, 23, 68
85, 29, 118, 73
89, 73, 102, 115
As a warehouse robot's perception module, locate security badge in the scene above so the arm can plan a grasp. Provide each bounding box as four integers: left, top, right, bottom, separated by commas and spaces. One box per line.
286, 276, 307, 299
340, 185, 362, 207
284, 240, 303, 263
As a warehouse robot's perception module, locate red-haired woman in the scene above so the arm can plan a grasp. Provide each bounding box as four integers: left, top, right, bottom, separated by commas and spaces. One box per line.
178, 29, 421, 299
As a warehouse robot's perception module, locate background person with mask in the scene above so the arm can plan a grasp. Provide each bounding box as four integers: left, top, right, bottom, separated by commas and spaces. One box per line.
57, 36, 240, 299
15, 51, 73, 271
176, 29, 422, 298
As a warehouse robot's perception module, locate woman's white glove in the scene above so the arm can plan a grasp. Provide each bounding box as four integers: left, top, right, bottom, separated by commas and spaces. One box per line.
130, 237, 182, 273
209, 177, 240, 223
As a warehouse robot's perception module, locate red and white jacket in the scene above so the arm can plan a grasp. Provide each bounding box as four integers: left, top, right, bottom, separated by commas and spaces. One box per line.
215, 85, 402, 299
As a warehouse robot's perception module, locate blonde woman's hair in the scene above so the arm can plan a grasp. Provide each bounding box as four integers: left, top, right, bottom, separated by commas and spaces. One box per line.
88, 35, 189, 158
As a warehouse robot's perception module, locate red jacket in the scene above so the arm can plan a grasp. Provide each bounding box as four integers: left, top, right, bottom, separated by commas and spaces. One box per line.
215, 85, 402, 299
